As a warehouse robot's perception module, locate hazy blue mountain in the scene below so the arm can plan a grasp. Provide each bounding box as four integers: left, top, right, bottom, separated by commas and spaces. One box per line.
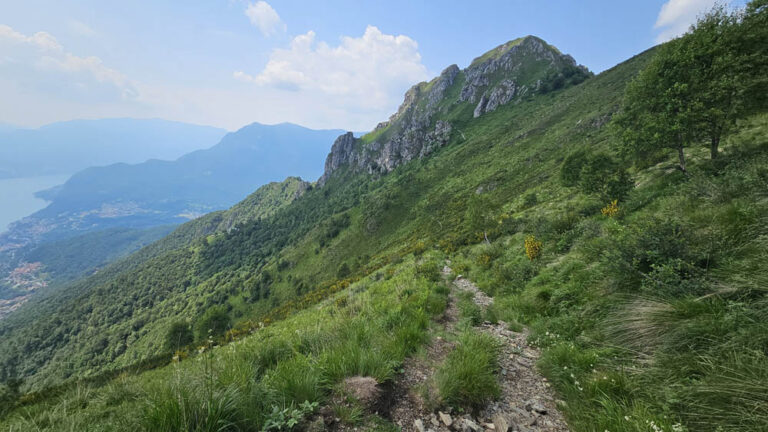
0, 122, 342, 319
0, 118, 227, 179
33, 122, 344, 225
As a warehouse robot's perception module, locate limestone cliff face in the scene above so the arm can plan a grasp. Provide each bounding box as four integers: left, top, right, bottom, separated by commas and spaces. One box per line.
318, 35, 590, 186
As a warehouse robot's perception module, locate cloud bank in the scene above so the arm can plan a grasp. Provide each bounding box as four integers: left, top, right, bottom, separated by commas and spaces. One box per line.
654, 0, 719, 42
245, 1, 286, 37
235, 25, 428, 115
0, 24, 138, 102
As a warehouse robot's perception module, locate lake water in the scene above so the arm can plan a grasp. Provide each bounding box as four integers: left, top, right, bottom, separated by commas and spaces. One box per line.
0, 175, 70, 233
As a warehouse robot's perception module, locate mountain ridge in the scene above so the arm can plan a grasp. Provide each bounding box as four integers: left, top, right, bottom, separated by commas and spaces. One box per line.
319, 35, 591, 185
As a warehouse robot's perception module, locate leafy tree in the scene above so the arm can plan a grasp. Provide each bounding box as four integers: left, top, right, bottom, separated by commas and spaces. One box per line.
195, 306, 231, 342
614, 37, 698, 172
466, 193, 494, 243
682, 5, 743, 159
579, 154, 634, 201
560, 150, 590, 187
616, 3, 767, 165
164, 321, 193, 351
738, 1, 768, 113
560, 151, 633, 200
336, 262, 351, 279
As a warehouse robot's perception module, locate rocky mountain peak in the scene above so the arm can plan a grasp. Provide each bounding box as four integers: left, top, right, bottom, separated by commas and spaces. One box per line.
318, 36, 591, 186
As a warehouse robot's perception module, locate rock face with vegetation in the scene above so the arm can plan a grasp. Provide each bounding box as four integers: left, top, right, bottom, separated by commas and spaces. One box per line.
319, 35, 591, 184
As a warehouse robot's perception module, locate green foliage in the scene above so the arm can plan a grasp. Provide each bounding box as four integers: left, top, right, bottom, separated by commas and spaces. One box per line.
522, 191, 538, 208
559, 150, 589, 187
262, 401, 318, 431
164, 321, 194, 351
561, 151, 633, 200
141, 379, 242, 432
616, 3, 767, 167
465, 193, 495, 242
265, 356, 325, 405
336, 263, 351, 279
0, 255, 445, 430
457, 291, 483, 327
196, 306, 231, 342
579, 153, 634, 201
436, 330, 501, 409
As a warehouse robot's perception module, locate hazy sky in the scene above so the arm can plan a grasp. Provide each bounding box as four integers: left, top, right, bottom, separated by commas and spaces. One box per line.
0, 0, 742, 132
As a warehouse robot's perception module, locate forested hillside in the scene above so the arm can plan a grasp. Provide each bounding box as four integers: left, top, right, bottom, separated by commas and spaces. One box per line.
1, 3, 766, 431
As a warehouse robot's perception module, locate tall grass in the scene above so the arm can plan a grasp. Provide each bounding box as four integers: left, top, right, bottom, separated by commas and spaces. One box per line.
436, 330, 501, 409
0, 253, 448, 431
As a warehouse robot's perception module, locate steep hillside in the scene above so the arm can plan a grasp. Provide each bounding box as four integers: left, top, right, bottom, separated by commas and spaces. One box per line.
0, 35, 617, 392
0, 118, 226, 179
2, 24, 767, 432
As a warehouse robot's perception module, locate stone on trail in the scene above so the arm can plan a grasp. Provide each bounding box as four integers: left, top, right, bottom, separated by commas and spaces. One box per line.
492, 414, 509, 432
439, 411, 453, 427
415, 419, 426, 432
463, 419, 482, 432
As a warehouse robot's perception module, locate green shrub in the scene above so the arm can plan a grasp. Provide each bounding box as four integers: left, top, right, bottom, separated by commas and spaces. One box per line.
164, 320, 194, 351
522, 192, 538, 208
560, 150, 590, 187
579, 153, 634, 201
415, 258, 441, 282
561, 151, 633, 201
457, 292, 483, 327
262, 401, 318, 432
337, 263, 351, 278
195, 306, 231, 342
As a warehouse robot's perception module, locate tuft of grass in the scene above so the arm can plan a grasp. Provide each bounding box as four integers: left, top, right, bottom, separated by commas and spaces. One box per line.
435, 330, 501, 409
265, 355, 326, 406
681, 351, 768, 431
140, 377, 241, 432
331, 402, 365, 426
319, 342, 397, 384
457, 291, 483, 327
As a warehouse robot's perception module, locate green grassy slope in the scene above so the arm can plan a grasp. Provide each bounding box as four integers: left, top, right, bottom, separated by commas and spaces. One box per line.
2, 33, 767, 432
0, 44, 647, 391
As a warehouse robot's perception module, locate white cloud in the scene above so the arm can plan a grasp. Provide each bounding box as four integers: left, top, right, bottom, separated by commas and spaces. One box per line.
67, 20, 97, 38
0, 24, 138, 102
245, 1, 285, 37
235, 25, 429, 117
654, 0, 719, 42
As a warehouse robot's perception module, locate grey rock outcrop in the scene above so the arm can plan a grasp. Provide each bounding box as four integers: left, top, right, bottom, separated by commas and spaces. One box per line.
318, 35, 590, 186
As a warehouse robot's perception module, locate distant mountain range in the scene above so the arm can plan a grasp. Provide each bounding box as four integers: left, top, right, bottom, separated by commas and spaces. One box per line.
31, 122, 345, 232
0, 122, 345, 315
0, 118, 227, 179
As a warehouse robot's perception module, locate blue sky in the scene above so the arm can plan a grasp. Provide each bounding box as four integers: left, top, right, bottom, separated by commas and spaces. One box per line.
0, 0, 742, 131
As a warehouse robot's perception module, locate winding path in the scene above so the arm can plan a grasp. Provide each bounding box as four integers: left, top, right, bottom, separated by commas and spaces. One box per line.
388, 263, 570, 432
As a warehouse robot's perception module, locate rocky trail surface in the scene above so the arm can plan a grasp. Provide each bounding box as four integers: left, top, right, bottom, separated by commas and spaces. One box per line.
388, 264, 570, 432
